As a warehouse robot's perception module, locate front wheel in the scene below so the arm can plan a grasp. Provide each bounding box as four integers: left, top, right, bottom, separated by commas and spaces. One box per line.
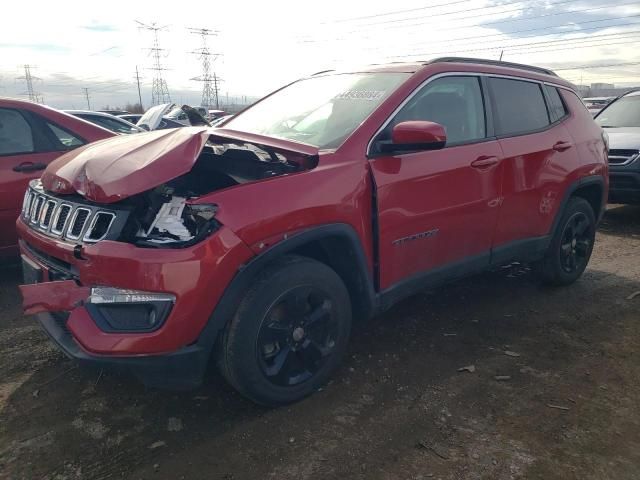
535, 196, 596, 285
218, 255, 352, 406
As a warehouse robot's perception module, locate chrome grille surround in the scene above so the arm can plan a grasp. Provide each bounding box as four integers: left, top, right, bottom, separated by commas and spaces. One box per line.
20, 180, 127, 244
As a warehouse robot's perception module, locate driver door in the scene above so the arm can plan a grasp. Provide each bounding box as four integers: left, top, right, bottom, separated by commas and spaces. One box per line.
368, 75, 505, 291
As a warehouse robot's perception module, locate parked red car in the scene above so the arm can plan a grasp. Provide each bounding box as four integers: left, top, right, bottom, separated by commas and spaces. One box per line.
18, 58, 608, 405
0, 98, 114, 258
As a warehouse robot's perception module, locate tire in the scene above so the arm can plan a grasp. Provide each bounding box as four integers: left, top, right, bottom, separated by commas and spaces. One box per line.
535, 196, 596, 286
218, 255, 352, 406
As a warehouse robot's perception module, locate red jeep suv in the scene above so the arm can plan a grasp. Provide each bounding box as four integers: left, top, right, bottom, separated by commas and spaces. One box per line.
18, 58, 608, 405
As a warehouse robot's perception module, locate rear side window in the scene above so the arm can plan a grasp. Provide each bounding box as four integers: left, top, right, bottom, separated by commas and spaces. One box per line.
490, 78, 550, 136
0, 108, 35, 155
544, 86, 568, 122
45, 122, 84, 149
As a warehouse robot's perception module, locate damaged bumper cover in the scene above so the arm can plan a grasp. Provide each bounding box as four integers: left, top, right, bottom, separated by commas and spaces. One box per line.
17, 219, 254, 388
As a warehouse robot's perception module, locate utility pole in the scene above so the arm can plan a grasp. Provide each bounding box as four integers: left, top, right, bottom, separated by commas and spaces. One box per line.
82, 87, 91, 110
17, 65, 43, 103
134, 66, 143, 110
187, 27, 221, 110
136, 20, 171, 105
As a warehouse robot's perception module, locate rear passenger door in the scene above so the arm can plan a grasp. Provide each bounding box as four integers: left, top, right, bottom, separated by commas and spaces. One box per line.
369, 75, 505, 291
488, 77, 577, 255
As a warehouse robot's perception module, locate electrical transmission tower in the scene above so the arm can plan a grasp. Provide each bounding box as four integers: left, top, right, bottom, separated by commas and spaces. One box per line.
188, 27, 221, 109
17, 65, 43, 103
136, 21, 171, 105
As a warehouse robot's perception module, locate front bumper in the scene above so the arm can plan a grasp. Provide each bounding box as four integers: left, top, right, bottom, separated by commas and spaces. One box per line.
37, 310, 207, 389
17, 217, 255, 388
608, 170, 640, 204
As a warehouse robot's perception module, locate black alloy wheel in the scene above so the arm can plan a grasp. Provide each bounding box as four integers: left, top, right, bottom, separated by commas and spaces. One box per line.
559, 211, 593, 274
218, 255, 352, 406
257, 285, 338, 387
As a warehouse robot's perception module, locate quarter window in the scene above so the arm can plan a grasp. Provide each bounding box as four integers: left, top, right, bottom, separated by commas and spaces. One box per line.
45, 122, 84, 149
388, 76, 486, 145
490, 78, 550, 136
0, 108, 35, 155
544, 85, 568, 122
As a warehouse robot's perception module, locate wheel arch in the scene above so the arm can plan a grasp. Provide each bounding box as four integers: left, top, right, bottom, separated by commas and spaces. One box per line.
551, 175, 606, 235
196, 223, 377, 353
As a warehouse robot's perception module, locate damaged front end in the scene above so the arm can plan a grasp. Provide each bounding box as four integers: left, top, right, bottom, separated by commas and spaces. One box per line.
32, 127, 319, 249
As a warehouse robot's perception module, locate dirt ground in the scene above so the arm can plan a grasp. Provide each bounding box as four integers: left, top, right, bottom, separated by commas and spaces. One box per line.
1, 205, 639, 480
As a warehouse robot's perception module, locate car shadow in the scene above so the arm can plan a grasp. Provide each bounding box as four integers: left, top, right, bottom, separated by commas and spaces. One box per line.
599, 204, 640, 238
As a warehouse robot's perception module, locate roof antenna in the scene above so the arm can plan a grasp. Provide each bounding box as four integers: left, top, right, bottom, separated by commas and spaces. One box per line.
499, 50, 504, 61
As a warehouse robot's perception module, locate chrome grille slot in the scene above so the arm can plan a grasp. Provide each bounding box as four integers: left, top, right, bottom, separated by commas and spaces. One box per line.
608, 149, 639, 166
51, 204, 72, 235
30, 196, 45, 224
67, 208, 91, 240
83, 212, 116, 242
39, 200, 57, 229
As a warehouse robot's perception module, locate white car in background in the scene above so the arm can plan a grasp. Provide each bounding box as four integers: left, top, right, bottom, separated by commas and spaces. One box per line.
583, 97, 616, 116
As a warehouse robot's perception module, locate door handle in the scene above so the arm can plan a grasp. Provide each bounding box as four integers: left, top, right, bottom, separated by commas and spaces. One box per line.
471, 156, 499, 169
12, 162, 47, 173
553, 141, 573, 152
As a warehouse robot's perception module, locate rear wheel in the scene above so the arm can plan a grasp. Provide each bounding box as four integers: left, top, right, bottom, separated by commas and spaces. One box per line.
218, 255, 352, 406
536, 196, 596, 285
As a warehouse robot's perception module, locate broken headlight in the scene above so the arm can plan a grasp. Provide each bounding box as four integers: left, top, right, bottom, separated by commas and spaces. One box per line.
134, 196, 220, 248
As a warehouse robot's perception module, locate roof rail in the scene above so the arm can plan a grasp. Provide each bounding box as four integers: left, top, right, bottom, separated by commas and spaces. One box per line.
427, 57, 558, 77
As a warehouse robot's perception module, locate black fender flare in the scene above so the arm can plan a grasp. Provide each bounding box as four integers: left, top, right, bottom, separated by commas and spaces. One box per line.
549, 175, 606, 236
195, 223, 377, 352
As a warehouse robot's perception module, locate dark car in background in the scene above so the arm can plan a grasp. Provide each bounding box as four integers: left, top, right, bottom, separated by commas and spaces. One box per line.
595, 89, 640, 204
66, 110, 144, 135
0, 98, 114, 258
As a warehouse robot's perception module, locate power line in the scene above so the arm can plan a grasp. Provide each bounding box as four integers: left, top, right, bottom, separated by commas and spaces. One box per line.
553, 62, 640, 71
136, 20, 171, 105
322, 0, 473, 24
305, 0, 639, 45
188, 27, 221, 109
391, 30, 640, 60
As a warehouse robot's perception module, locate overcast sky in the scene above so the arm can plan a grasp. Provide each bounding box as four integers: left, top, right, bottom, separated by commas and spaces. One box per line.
1, 0, 638, 109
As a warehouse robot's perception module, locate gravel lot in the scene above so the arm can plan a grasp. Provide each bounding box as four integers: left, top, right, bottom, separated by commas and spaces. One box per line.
1, 205, 639, 480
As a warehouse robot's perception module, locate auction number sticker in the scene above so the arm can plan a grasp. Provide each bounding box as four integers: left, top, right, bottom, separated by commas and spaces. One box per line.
334, 90, 385, 101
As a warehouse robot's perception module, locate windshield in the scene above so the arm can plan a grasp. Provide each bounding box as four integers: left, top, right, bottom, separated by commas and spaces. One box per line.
224, 72, 410, 149
596, 94, 640, 127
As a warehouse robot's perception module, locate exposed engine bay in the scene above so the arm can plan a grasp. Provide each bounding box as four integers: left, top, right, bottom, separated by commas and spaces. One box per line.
119, 139, 318, 247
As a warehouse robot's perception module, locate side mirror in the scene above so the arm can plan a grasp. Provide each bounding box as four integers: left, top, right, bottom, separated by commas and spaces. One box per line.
381, 121, 447, 153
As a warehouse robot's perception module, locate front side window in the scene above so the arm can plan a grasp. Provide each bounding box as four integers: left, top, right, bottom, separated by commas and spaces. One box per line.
595, 93, 640, 128
224, 72, 410, 149
0, 108, 35, 155
490, 78, 550, 136
386, 75, 486, 145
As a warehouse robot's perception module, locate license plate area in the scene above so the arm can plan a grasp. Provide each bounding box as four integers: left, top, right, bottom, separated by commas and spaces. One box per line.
21, 254, 43, 285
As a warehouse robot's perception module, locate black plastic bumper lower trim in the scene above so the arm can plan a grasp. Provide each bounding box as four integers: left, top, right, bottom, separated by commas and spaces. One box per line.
36, 311, 208, 390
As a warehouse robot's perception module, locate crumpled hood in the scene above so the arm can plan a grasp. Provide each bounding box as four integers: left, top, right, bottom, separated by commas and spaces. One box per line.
42, 127, 211, 203
41, 126, 320, 203
603, 127, 640, 151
